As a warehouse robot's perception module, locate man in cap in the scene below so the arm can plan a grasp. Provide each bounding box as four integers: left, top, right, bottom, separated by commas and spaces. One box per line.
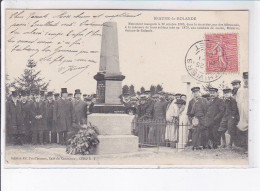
31, 90, 48, 144
72, 89, 88, 127
236, 72, 249, 153
187, 87, 208, 150
231, 80, 241, 99
218, 88, 240, 148
53, 88, 73, 145
205, 88, 225, 149
6, 90, 25, 145
20, 90, 33, 144
46, 91, 56, 143
136, 93, 154, 145
149, 91, 167, 145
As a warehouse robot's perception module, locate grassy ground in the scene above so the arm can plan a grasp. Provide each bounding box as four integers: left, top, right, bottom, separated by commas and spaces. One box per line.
5, 144, 248, 166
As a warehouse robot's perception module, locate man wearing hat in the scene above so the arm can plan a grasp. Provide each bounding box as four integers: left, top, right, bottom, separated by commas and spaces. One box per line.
40, 90, 46, 102
236, 72, 249, 153
136, 93, 154, 145
187, 87, 208, 150
31, 90, 48, 144
72, 89, 88, 126
231, 79, 241, 99
219, 88, 240, 148
205, 87, 225, 149
20, 90, 33, 144
46, 91, 56, 143
68, 93, 73, 102
6, 90, 25, 145
53, 88, 73, 145
149, 92, 167, 145
54, 93, 60, 101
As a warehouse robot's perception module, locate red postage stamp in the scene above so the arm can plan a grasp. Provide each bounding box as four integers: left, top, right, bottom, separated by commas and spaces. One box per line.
205, 33, 238, 73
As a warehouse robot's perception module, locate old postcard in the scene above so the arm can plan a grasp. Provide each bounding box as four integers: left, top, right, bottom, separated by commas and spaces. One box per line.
3, 9, 248, 166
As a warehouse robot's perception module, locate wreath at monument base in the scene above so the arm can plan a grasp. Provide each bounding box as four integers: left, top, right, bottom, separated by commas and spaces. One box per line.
66, 124, 99, 155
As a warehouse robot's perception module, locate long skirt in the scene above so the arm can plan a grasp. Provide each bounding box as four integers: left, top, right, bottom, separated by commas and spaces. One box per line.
165, 118, 179, 142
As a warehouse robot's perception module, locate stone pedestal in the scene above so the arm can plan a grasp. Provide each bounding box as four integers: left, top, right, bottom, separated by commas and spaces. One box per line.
88, 113, 138, 155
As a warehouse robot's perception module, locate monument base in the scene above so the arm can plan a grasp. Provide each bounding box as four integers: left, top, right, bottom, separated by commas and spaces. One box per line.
92, 104, 126, 113
88, 113, 139, 155
95, 135, 138, 155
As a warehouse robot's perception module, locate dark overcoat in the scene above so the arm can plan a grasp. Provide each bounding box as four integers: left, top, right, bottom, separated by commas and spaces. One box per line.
45, 100, 55, 130
153, 100, 167, 120
205, 97, 225, 128
31, 101, 47, 131
53, 98, 73, 132
72, 99, 88, 125
136, 99, 154, 120
20, 101, 32, 133
6, 100, 25, 135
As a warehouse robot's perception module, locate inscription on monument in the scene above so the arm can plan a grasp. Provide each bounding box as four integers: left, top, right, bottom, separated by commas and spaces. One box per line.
96, 80, 106, 104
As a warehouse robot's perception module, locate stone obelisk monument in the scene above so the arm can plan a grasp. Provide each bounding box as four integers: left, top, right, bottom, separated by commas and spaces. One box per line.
93, 22, 125, 113
88, 22, 138, 155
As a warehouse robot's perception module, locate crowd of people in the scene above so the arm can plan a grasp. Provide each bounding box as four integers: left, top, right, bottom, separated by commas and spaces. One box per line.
123, 72, 249, 153
5, 72, 248, 154
6, 88, 96, 145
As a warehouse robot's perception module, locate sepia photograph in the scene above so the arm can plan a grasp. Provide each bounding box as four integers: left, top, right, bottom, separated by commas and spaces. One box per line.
3, 9, 249, 166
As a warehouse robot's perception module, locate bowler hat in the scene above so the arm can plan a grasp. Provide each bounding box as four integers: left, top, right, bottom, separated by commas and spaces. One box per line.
231, 80, 241, 85
61, 88, 68, 94
74, 89, 81, 95
191, 87, 200, 92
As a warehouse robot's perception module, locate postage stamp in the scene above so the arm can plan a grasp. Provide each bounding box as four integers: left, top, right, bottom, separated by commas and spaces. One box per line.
205, 33, 239, 73
185, 40, 224, 83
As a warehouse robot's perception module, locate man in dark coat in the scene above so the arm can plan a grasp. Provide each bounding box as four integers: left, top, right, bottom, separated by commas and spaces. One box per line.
53, 88, 73, 145
20, 90, 32, 144
31, 90, 48, 144
187, 87, 208, 150
219, 88, 240, 148
205, 88, 225, 149
6, 91, 25, 145
136, 92, 154, 145
46, 91, 56, 143
72, 89, 88, 126
149, 92, 167, 145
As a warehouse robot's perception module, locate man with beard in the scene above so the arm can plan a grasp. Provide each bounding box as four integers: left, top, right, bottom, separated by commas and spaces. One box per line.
6, 91, 25, 145
20, 90, 32, 144
218, 88, 240, 148
53, 88, 73, 145
46, 91, 56, 143
31, 90, 48, 144
187, 87, 208, 150
72, 89, 88, 127
231, 80, 241, 99
205, 88, 225, 149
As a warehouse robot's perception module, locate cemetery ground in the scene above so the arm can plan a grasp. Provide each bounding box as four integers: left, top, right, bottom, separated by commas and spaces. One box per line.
5, 144, 248, 166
